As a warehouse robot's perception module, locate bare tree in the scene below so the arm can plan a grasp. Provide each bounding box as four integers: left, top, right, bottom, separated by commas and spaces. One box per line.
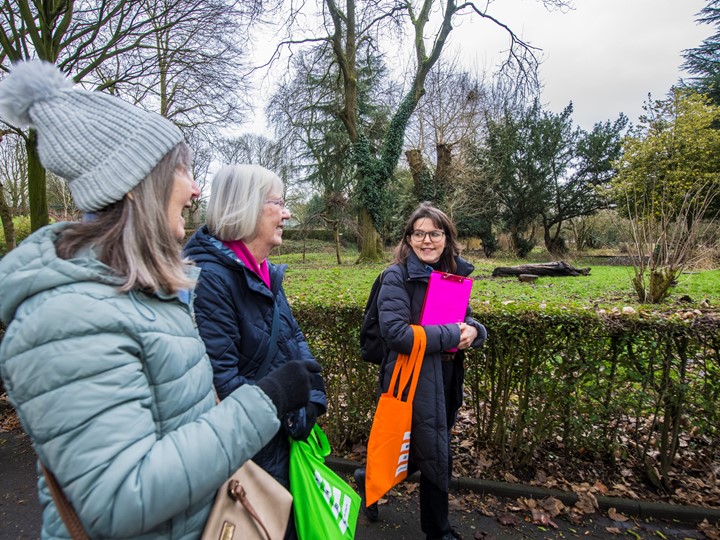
215, 133, 300, 194
101, 0, 258, 134
0, 0, 263, 231
404, 61, 491, 204
0, 130, 27, 212
267, 0, 569, 261
0, 129, 27, 251
624, 181, 717, 303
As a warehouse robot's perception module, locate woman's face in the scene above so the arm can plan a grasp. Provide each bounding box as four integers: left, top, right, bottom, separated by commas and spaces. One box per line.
409, 217, 446, 265
168, 165, 200, 241
254, 191, 291, 253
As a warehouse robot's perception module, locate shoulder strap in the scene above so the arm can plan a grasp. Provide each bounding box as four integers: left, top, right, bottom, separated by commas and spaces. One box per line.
397, 263, 424, 325
254, 301, 280, 380
40, 463, 90, 540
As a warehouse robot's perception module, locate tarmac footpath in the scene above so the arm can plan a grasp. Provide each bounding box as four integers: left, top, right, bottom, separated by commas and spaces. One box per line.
1, 430, 718, 539
327, 456, 719, 540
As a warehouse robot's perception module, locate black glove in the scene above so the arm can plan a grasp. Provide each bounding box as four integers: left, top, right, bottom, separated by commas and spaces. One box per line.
257, 361, 321, 418
286, 403, 319, 441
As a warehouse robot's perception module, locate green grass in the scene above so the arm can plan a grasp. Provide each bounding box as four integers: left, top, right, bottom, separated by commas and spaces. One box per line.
272, 244, 720, 312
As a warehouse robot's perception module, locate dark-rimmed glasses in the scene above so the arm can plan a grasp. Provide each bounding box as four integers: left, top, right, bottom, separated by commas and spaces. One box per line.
409, 230, 445, 242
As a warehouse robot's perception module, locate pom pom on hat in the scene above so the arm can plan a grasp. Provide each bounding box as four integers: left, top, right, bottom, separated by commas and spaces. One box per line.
0, 60, 184, 212
0, 60, 73, 126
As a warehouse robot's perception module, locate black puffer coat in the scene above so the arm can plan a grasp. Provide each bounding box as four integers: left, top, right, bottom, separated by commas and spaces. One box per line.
184, 226, 327, 486
377, 252, 487, 491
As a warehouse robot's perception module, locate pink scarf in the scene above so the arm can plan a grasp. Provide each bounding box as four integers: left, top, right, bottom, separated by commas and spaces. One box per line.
222, 239, 271, 289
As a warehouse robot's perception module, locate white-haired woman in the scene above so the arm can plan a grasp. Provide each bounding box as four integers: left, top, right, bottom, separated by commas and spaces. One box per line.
0, 61, 318, 539
184, 164, 327, 540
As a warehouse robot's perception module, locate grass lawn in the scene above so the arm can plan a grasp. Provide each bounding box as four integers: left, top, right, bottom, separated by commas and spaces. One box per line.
272, 243, 720, 312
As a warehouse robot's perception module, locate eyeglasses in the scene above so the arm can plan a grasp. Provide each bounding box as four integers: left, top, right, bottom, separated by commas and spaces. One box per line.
409, 230, 445, 242
265, 198, 287, 209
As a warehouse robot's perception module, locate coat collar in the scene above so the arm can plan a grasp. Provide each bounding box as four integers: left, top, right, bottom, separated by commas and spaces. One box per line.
404, 251, 475, 280
188, 225, 285, 297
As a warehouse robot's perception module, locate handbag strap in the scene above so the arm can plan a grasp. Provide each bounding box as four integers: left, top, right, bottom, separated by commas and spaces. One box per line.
40, 463, 90, 540
387, 325, 427, 404
254, 301, 280, 380
227, 479, 272, 540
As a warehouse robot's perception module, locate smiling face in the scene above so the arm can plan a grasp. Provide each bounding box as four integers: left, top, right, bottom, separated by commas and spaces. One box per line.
167, 165, 200, 241
250, 192, 291, 259
408, 217, 447, 265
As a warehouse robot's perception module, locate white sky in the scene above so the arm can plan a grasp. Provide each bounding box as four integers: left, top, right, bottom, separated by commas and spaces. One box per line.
246, 0, 711, 134
448, 0, 711, 130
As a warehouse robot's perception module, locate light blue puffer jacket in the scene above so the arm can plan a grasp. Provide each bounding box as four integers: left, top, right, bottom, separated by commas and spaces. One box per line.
0, 223, 281, 539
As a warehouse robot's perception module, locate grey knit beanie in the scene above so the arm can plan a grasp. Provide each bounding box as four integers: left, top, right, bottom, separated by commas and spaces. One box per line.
0, 60, 183, 212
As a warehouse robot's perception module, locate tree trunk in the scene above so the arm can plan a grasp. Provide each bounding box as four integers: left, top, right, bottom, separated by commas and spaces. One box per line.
0, 182, 16, 252
492, 261, 591, 277
357, 207, 382, 262
434, 142, 451, 202
332, 221, 342, 265
405, 148, 425, 195
26, 130, 49, 232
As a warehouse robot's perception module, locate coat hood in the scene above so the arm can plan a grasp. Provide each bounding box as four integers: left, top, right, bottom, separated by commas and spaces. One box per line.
0, 223, 122, 324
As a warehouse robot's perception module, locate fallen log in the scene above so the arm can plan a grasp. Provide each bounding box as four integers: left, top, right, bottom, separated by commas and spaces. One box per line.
492, 261, 591, 278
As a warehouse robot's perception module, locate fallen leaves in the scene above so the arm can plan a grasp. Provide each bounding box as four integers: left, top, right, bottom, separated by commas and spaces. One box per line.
700, 519, 720, 540
607, 507, 629, 522
496, 511, 520, 527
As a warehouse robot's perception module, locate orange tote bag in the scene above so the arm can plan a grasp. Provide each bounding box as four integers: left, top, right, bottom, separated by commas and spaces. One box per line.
364, 325, 427, 506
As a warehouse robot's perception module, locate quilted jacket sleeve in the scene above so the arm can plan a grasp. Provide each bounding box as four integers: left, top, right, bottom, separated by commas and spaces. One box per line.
0, 290, 280, 538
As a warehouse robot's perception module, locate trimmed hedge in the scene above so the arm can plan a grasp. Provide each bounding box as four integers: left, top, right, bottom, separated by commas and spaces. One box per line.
292, 299, 719, 488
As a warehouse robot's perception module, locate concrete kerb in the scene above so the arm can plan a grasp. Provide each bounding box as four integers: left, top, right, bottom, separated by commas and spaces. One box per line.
326, 456, 720, 525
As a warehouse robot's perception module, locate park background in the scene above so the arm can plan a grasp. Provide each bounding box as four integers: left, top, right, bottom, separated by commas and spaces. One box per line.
1, 0, 719, 534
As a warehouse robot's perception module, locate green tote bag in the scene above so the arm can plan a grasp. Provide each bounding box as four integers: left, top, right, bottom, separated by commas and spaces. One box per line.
289, 425, 361, 540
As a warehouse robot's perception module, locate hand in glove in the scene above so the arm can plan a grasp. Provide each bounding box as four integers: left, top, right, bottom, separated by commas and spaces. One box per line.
256, 360, 321, 418
285, 403, 319, 441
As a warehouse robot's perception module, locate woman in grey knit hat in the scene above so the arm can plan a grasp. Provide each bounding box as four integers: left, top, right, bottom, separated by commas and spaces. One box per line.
0, 61, 319, 539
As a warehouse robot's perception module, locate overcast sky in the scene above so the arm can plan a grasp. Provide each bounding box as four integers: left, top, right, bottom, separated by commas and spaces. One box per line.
455, 0, 711, 130
248, 1, 711, 134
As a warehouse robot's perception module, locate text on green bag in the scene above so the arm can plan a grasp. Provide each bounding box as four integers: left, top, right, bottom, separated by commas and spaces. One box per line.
314, 469, 353, 535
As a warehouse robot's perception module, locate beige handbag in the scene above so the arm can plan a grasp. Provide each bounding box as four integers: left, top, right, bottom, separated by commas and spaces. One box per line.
201, 459, 293, 540
42, 459, 291, 540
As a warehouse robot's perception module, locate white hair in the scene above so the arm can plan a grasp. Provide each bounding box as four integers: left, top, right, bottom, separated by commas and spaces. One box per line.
206, 164, 284, 241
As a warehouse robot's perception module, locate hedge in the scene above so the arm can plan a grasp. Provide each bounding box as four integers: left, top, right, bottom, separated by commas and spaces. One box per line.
291, 300, 719, 489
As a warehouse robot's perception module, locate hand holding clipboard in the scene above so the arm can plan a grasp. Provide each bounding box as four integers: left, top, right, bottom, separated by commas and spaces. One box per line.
419, 271, 473, 352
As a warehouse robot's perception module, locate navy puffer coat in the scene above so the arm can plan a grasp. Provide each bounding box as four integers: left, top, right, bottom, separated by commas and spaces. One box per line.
184, 226, 327, 486
377, 252, 487, 492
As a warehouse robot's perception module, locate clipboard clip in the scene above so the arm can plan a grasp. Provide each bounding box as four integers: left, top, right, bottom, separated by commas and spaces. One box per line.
439, 272, 466, 283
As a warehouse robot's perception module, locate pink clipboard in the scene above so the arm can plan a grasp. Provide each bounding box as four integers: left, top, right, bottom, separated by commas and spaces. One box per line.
419, 271, 473, 352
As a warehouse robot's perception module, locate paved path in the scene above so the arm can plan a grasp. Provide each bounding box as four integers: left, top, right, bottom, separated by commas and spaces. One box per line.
0, 430, 710, 540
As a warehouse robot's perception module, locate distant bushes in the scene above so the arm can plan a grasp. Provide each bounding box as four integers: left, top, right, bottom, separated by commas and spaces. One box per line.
282, 228, 340, 243
0, 215, 32, 256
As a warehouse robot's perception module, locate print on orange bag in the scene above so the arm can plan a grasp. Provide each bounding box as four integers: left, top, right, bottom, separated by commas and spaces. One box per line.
396, 432, 411, 477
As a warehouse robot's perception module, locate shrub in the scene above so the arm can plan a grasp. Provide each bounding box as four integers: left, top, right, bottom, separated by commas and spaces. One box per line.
0, 215, 33, 255
291, 295, 719, 491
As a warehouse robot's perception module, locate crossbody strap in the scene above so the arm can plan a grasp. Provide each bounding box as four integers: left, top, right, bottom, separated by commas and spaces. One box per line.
40, 463, 90, 540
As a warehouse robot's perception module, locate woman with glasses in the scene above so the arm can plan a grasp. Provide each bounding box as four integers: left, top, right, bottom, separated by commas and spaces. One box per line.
355, 202, 487, 540
183, 164, 327, 540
